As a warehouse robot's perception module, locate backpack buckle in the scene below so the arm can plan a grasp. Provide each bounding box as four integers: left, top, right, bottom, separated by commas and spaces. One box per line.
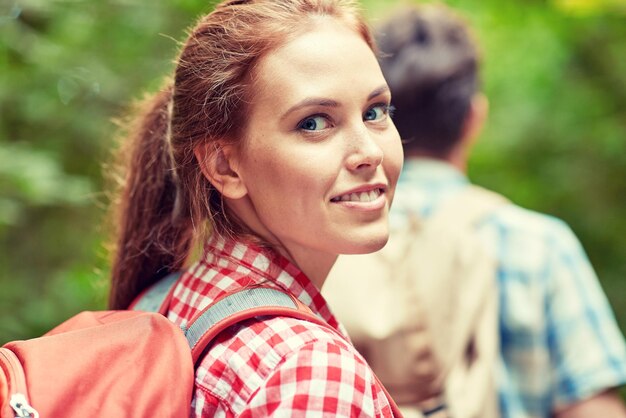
9, 394, 39, 418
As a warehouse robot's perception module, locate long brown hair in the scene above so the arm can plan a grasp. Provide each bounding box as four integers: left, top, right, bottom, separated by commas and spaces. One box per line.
109, 0, 375, 309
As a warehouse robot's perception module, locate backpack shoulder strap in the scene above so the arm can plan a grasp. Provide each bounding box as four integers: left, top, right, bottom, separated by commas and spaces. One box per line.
129, 271, 182, 314
130, 274, 328, 358
380, 185, 508, 268
183, 286, 327, 364
417, 185, 505, 418
425, 185, 509, 232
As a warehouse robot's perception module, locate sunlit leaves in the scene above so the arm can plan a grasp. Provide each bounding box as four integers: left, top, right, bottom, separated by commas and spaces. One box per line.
552, 0, 626, 16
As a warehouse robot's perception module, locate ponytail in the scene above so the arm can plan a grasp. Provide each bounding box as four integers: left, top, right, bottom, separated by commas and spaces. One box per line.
109, 83, 194, 309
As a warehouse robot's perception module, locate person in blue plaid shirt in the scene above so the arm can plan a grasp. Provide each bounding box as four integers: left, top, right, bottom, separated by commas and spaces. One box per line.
377, 5, 626, 418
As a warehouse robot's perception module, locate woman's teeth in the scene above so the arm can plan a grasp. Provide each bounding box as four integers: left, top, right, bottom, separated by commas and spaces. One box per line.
332, 189, 381, 202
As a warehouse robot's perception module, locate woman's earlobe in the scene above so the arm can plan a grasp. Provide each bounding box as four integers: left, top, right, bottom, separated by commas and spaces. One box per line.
194, 142, 248, 199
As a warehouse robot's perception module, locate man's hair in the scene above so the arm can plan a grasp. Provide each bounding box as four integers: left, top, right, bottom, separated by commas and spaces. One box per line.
377, 4, 479, 156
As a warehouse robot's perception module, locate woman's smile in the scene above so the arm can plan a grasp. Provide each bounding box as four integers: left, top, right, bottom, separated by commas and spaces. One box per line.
330, 185, 387, 211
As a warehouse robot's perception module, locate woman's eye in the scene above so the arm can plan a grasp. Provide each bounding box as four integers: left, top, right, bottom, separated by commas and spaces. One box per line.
298, 115, 330, 131
363, 104, 394, 122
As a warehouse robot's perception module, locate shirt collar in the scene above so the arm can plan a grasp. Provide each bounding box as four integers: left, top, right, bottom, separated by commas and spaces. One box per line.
203, 234, 344, 333
399, 157, 468, 188
390, 158, 470, 226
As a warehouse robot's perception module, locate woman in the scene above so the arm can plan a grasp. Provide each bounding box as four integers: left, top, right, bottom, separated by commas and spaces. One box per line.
110, 0, 403, 416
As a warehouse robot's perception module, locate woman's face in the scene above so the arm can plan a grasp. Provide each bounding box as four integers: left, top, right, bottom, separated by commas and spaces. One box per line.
229, 19, 403, 274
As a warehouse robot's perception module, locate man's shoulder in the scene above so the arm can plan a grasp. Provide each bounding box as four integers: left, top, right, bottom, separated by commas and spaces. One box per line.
473, 190, 586, 273
484, 194, 574, 241
393, 178, 579, 247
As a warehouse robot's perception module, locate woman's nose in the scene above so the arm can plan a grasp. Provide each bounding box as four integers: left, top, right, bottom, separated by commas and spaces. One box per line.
345, 128, 384, 172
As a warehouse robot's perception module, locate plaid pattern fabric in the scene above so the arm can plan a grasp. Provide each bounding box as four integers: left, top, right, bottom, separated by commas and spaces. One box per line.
168, 236, 394, 417
392, 159, 626, 418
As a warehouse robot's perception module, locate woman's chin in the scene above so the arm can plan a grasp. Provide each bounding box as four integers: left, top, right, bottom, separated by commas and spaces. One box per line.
338, 233, 390, 255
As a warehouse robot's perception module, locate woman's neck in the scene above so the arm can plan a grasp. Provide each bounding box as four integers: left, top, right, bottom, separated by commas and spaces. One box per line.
283, 247, 338, 290
225, 198, 339, 290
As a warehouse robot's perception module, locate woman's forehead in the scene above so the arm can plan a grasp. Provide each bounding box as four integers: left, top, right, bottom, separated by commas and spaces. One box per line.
250, 22, 385, 111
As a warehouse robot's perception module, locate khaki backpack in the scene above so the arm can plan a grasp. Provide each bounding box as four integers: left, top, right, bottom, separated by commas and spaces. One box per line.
324, 185, 507, 418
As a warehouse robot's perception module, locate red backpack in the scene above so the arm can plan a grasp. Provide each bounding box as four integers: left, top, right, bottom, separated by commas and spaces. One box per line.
0, 274, 402, 417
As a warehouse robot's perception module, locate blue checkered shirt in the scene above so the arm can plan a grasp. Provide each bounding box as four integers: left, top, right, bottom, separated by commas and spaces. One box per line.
390, 159, 626, 418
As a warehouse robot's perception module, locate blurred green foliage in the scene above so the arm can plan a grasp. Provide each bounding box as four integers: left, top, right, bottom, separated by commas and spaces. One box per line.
1, 0, 625, 383
0, 0, 220, 340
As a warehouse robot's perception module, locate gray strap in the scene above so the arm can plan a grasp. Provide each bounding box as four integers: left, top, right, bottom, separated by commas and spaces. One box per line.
134, 275, 312, 355
132, 272, 181, 312
184, 287, 298, 349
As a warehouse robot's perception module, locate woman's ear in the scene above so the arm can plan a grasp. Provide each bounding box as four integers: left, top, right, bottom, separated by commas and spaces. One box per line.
194, 141, 248, 199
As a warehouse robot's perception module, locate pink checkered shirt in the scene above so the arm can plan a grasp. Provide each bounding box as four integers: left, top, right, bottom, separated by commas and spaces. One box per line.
167, 235, 395, 417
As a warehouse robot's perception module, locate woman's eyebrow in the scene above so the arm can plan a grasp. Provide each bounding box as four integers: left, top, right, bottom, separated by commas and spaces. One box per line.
281, 98, 339, 121
280, 85, 390, 121
368, 85, 390, 101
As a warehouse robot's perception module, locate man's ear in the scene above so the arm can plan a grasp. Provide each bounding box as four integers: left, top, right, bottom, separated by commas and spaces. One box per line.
460, 93, 489, 147
194, 141, 248, 199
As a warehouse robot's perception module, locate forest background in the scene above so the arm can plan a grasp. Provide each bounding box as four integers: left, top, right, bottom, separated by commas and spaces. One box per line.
1, 0, 626, 396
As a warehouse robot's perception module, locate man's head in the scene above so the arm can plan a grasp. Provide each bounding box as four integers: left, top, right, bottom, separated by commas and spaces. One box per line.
377, 4, 484, 159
